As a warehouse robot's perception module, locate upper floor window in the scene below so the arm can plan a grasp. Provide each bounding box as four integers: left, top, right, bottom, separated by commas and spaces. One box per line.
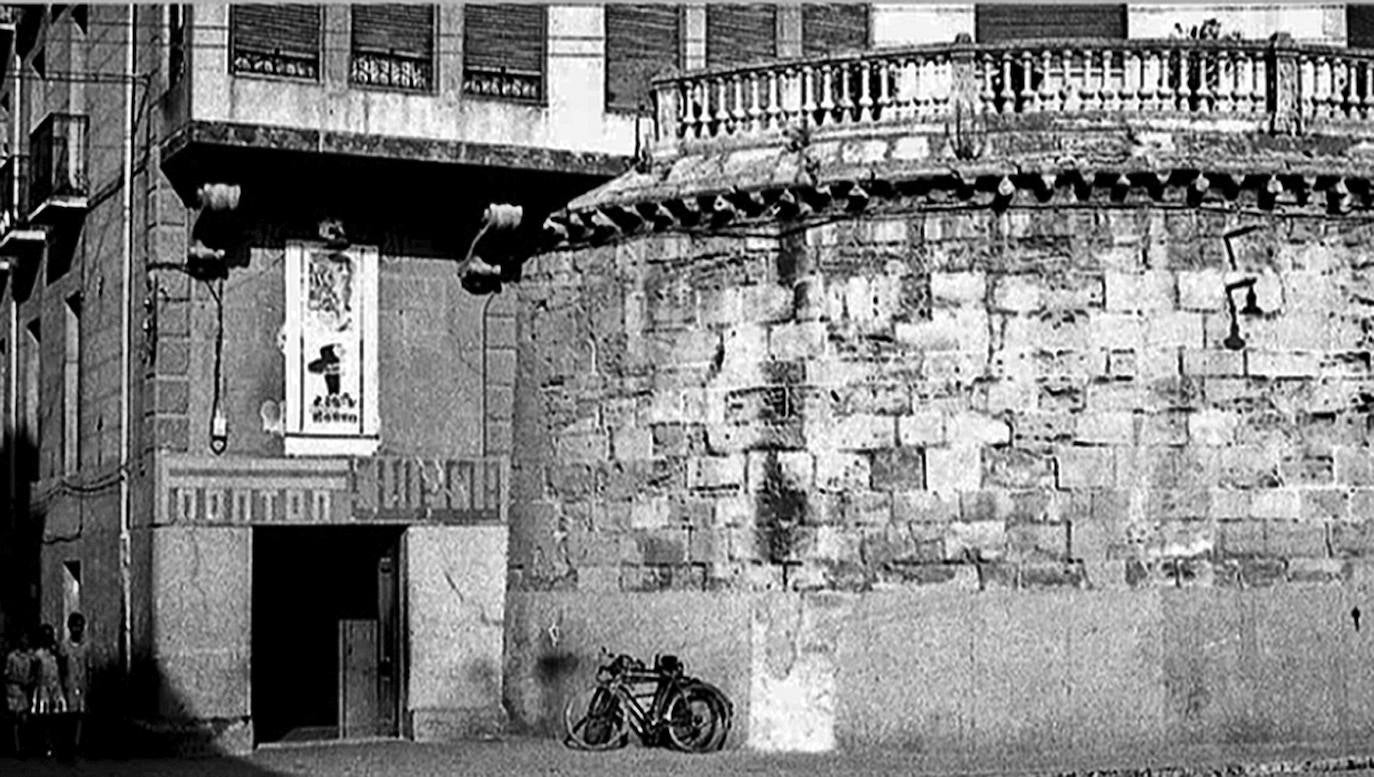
605, 5, 681, 113
706, 5, 777, 68
229, 4, 321, 81
168, 5, 186, 86
1351, 4, 1374, 48
975, 4, 1126, 42
351, 5, 435, 92
802, 4, 870, 56
463, 4, 546, 103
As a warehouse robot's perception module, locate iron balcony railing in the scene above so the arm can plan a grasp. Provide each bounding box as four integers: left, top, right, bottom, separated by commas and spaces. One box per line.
28, 112, 88, 213
650, 35, 1374, 152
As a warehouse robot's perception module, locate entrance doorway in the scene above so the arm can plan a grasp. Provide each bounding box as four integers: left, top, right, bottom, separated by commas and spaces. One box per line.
251, 526, 404, 744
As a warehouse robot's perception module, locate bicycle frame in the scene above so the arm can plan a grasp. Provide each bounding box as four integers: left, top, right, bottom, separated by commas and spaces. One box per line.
600, 666, 680, 739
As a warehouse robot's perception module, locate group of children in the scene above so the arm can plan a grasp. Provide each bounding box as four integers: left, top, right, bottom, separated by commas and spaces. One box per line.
3, 613, 88, 759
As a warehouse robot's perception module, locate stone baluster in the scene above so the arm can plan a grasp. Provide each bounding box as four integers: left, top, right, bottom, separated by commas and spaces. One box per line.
819, 63, 836, 124
1300, 54, 1319, 122
1216, 49, 1234, 115
1061, 48, 1079, 113
747, 71, 764, 133
1101, 48, 1119, 112
1039, 49, 1055, 112
712, 76, 731, 136
729, 74, 746, 133
799, 63, 817, 126
1176, 48, 1192, 111
655, 82, 682, 151
857, 59, 875, 122
1020, 49, 1038, 112
1268, 33, 1300, 134
1362, 60, 1374, 119
999, 52, 1014, 114
837, 60, 855, 122
1141, 49, 1160, 113
950, 34, 978, 121
1123, 49, 1141, 113
978, 53, 996, 113
766, 68, 783, 129
872, 58, 890, 120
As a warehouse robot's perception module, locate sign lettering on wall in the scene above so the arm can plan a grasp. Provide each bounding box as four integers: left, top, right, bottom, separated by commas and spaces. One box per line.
156, 455, 508, 526
284, 242, 380, 456
351, 457, 506, 524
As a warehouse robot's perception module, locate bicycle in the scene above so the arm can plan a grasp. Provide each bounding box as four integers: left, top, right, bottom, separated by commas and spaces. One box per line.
563, 650, 733, 753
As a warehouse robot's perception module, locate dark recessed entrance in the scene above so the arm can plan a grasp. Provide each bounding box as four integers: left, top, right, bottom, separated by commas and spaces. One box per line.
251, 526, 404, 745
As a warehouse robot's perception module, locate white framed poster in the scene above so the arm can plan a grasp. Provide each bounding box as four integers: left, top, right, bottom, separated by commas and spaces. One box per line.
283, 242, 380, 456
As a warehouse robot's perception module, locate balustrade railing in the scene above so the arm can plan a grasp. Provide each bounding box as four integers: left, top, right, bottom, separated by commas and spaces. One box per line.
652, 35, 1374, 150
28, 112, 88, 212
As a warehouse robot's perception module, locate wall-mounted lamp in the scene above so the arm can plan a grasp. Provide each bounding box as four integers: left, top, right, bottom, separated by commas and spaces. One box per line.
1222, 277, 1264, 351
457, 203, 524, 293
1222, 224, 1264, 270
317, 218, 349, 249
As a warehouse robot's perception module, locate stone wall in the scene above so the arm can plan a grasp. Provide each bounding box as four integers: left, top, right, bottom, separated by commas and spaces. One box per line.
515, 206, 1374, 597
510, 197, 1374, 757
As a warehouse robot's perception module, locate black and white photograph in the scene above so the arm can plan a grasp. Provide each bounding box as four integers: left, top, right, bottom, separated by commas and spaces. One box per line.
4, 2, 1374, 776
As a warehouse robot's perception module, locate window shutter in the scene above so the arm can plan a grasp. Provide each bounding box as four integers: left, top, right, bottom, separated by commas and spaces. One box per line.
802, 4, 869, 57
706, 5, 777, 68
1351, 5, 1374, 48
463, 4, 546, 101
352, 5, 433, 58
230, 5, 321, 78
975, 4, 1126, 42
606, 6, 680, 112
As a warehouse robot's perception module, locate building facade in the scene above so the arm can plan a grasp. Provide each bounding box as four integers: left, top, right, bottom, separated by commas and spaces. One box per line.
2, 0, 1373, 764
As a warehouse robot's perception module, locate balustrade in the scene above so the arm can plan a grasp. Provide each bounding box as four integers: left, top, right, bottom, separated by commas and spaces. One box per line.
652, 36, 1374, 151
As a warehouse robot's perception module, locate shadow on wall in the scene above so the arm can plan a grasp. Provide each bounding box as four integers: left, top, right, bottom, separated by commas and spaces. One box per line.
0, 432, 290, 775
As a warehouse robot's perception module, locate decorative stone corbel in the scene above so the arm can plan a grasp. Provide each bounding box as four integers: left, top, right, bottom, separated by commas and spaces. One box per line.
846, 182, 870, 212
1329, 177, 1352, 214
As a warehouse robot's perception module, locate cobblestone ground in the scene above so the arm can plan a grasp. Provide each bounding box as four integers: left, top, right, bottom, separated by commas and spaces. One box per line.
1, 737, 1371, 777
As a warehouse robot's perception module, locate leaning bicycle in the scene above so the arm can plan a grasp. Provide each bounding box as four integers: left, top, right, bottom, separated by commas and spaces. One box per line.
563, 650, 733, 753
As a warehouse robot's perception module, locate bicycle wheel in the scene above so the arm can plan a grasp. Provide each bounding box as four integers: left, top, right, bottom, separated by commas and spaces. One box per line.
563, 686, 627, 751
664, 683, 731, 753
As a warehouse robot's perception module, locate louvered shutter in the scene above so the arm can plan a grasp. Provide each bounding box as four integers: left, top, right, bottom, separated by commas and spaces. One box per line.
975, 4, 1126, 41
353, 5, 433, 58
230, 5, 322, 78
606, 6, 680, 112
802, 4, 869, 57
1352, 5, 1374, 48
706, 5, 777, 68
463, 4, 546, 101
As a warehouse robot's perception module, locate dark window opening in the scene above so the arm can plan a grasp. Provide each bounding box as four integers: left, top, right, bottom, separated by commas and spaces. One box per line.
1351, 4, 1374, 49
706, 5, 777, 68
72, 5, 88, 35
32, 48, 44, 79
802, 4, 870, 57
463, 4, 546, 103
605, 5, 681, 113
351, 5, 435, 92
974, 4, 1127, 41
168, 5, 186, 86
229, 4, 321, 81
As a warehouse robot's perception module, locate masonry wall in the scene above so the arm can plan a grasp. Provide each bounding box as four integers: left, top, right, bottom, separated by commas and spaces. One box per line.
509, 204, 1374, 758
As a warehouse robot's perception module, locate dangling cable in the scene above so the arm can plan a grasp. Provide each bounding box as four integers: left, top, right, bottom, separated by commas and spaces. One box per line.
206, 278, 227, 455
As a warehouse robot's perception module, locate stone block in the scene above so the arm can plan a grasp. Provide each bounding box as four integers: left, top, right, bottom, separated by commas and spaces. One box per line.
727, 528, 764, 562
871, 447, 925, 491
1139, 411, 1188, 446
1007, 523, 1069, 560
1249, 489, 1301, 521
1337, 448, 1374, 486
577, 567, 622, 593
1287, 558, 1344, 584
1218, 521, 1266, 557
1069, 518, 1114, 561
1090, 313, 1145, 350
983, 449, 1055, 489
815, 452, 871, 492
944, 521, 1006, 562
892, 490, 959, 523
895, 308, 988, 353
808, 413, 895, 451
1075, 412, 1135, 445
1056, 447, 1114, 490
689, 455, 746, 490
1302, 488, 1348, 522
897, 412, 945, 446
698, 287, 743, 328
1181, 348, 1245, 377
714, 495, 753, 528
924, 446, 982, 493
1248, 350, 1321, 379
806, 525, 861, 564
992, 274, 1041, 312
649, 329, 720, 367
611, 427, 654, 461
557, 433, 608, 463
1144, 312, 1203, 349
769, 321, 827, 361
1020, 561, 1086, 589
629, 498, 671, 530
985, 379, 1038, 413
1188, 409, 1238, 446
1105, 271, 1174, 312
1266, 522, 1328, 558
1331, 522, 1374, 557
945, 412, 1010, 446
930, 271, 985, 305
688, 528, 728, 565
739, 284, 795, 324
1176, 269, 1226, 311
1351, 488, 1374, 520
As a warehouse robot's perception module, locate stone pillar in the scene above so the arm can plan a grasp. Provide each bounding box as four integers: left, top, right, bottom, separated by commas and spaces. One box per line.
683, 5, 706, 70
405, 524, 508, 740
1268, 32, 1300, 135
323, 5, 350, 90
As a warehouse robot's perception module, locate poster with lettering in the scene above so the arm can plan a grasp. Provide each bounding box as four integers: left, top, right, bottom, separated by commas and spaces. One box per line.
284, 242, 380, 456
